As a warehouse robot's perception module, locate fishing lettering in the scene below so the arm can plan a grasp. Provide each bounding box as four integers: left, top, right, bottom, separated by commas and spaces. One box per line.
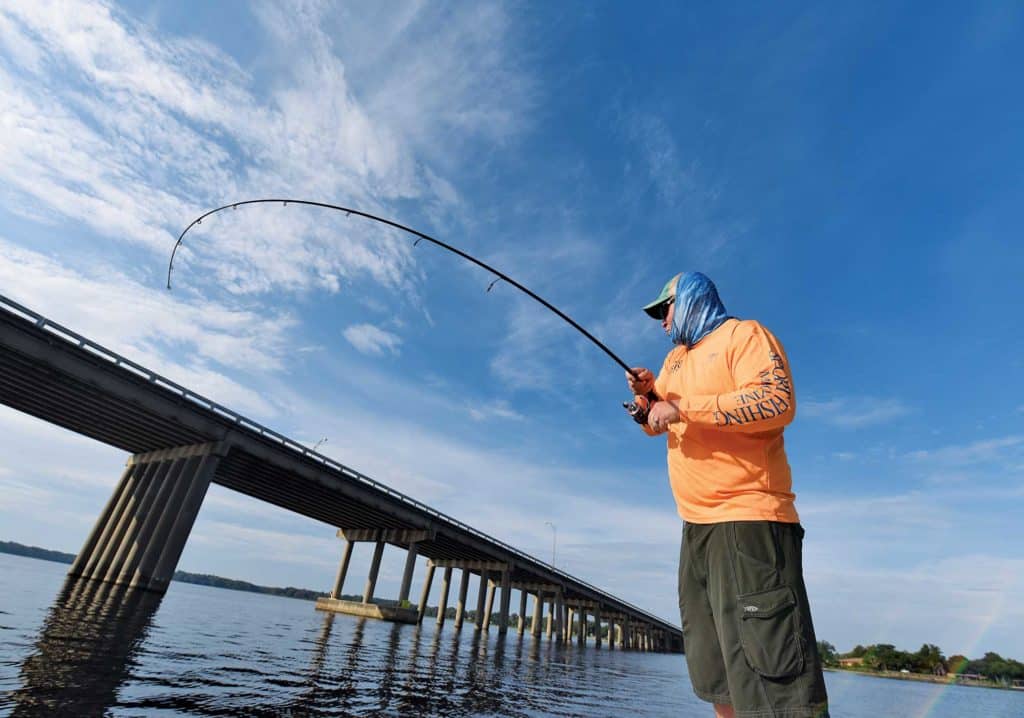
713, 352, 792, 428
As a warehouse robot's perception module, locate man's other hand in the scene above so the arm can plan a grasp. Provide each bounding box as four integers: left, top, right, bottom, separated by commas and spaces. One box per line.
648, 400, 680, 432
626, 367, 654, 395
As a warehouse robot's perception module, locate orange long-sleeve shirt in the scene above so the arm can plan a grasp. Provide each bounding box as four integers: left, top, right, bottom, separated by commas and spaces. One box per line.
645, 318, 800, 524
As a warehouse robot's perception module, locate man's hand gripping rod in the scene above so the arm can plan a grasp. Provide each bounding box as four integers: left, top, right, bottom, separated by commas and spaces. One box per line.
623, 367, 659, 424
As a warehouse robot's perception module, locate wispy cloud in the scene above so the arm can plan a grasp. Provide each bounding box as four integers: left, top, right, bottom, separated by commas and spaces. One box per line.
466, 399, 524, 422
801, 396, 912, 428
0, 0, 532, 300
906, 435, 1024, 465
342, 323, 402, 356
624, 112, 696, 206
619, 110, 745, 258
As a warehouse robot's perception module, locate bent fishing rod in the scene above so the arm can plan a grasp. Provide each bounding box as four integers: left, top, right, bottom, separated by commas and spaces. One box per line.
167, 199, 656, 419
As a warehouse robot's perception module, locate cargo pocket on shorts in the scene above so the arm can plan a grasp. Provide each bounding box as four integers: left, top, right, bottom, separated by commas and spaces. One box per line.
737, 585, 805, 679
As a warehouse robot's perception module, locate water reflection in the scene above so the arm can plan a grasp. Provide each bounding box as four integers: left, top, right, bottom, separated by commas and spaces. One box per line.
278, 618, 545, 717
6, 578, 636, 718
8, 576, 161, 717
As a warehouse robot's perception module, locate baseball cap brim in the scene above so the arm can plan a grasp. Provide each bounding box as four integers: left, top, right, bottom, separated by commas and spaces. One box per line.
642, 273, 680, 318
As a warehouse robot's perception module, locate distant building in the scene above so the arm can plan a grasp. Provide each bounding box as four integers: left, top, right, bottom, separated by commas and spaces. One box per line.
955, 673, 986, 682
839, 657, 864, 667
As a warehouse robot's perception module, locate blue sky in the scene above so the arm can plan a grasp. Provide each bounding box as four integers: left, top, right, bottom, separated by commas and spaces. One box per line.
1, 0, 1022, 659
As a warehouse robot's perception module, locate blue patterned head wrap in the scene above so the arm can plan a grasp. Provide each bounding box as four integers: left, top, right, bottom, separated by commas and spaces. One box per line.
669, 272, 731, 347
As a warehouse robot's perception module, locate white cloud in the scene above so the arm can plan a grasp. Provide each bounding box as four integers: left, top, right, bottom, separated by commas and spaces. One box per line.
0, 0, 532, 300
303, 1, 534, 165
0, 239, 289, 417
905, 435, 1024, 465
342, 323, 402, 356
466, 399, 524, 422
189, 519, 338, 570
796, 484, 1024, 656
801, 396, 912, 428
489, 296, 597, 391
806, 553, 1024, 658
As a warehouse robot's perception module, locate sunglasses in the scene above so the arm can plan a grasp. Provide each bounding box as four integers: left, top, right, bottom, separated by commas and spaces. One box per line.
654, 296, 675, 321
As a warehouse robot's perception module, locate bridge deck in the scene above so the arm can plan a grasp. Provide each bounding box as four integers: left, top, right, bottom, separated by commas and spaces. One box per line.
0, 294, 680, 637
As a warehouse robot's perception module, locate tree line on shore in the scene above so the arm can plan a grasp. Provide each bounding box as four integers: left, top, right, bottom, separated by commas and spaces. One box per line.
816, 640, 1024, 685
1, 540, 327, 600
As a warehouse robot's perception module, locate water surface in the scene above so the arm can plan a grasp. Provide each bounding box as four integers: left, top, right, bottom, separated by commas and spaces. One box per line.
1, 554, 1021, 716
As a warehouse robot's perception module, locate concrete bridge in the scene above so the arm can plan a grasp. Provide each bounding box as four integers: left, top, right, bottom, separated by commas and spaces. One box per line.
0, 294, 682, 653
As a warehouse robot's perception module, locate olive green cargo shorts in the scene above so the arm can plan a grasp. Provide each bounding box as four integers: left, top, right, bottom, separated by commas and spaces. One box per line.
678, 521, 829, 718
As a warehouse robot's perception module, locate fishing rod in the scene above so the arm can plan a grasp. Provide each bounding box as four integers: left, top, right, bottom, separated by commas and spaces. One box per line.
167, 199, 655, 418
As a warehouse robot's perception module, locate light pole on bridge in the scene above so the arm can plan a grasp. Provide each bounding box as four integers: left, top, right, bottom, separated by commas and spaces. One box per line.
544, 521, 557, 568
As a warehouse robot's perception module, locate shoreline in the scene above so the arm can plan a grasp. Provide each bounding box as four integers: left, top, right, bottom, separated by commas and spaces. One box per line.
825, 667, 1024, 693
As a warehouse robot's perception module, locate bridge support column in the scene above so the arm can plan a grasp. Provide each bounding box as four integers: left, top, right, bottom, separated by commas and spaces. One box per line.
577, 607, 585, 646
363, 541, 385, 603
318, 528, 434, 622
594, 605, 602, 649
454, 570, 470, 630
531, 592, 543, 637
68, 442, 226, 594
330, 539, 354, 599
545, 598, 553, 639
416, 563, 435, 624
482, 577, 496, 631
498, 569, 512, 635
551, 592, 561, 641
397, 541, 419, 605
517, 589, 527, 635
475, 571, 488, 629
436, 567, 452, 627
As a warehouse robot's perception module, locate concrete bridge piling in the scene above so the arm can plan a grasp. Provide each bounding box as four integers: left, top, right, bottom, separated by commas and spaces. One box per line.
68, 442, 227, 593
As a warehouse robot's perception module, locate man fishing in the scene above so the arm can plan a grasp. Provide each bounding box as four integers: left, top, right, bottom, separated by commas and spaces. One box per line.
626, 272, 829, 718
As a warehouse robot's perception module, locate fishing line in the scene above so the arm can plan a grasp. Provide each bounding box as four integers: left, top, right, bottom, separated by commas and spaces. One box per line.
167, 198, 639, 378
